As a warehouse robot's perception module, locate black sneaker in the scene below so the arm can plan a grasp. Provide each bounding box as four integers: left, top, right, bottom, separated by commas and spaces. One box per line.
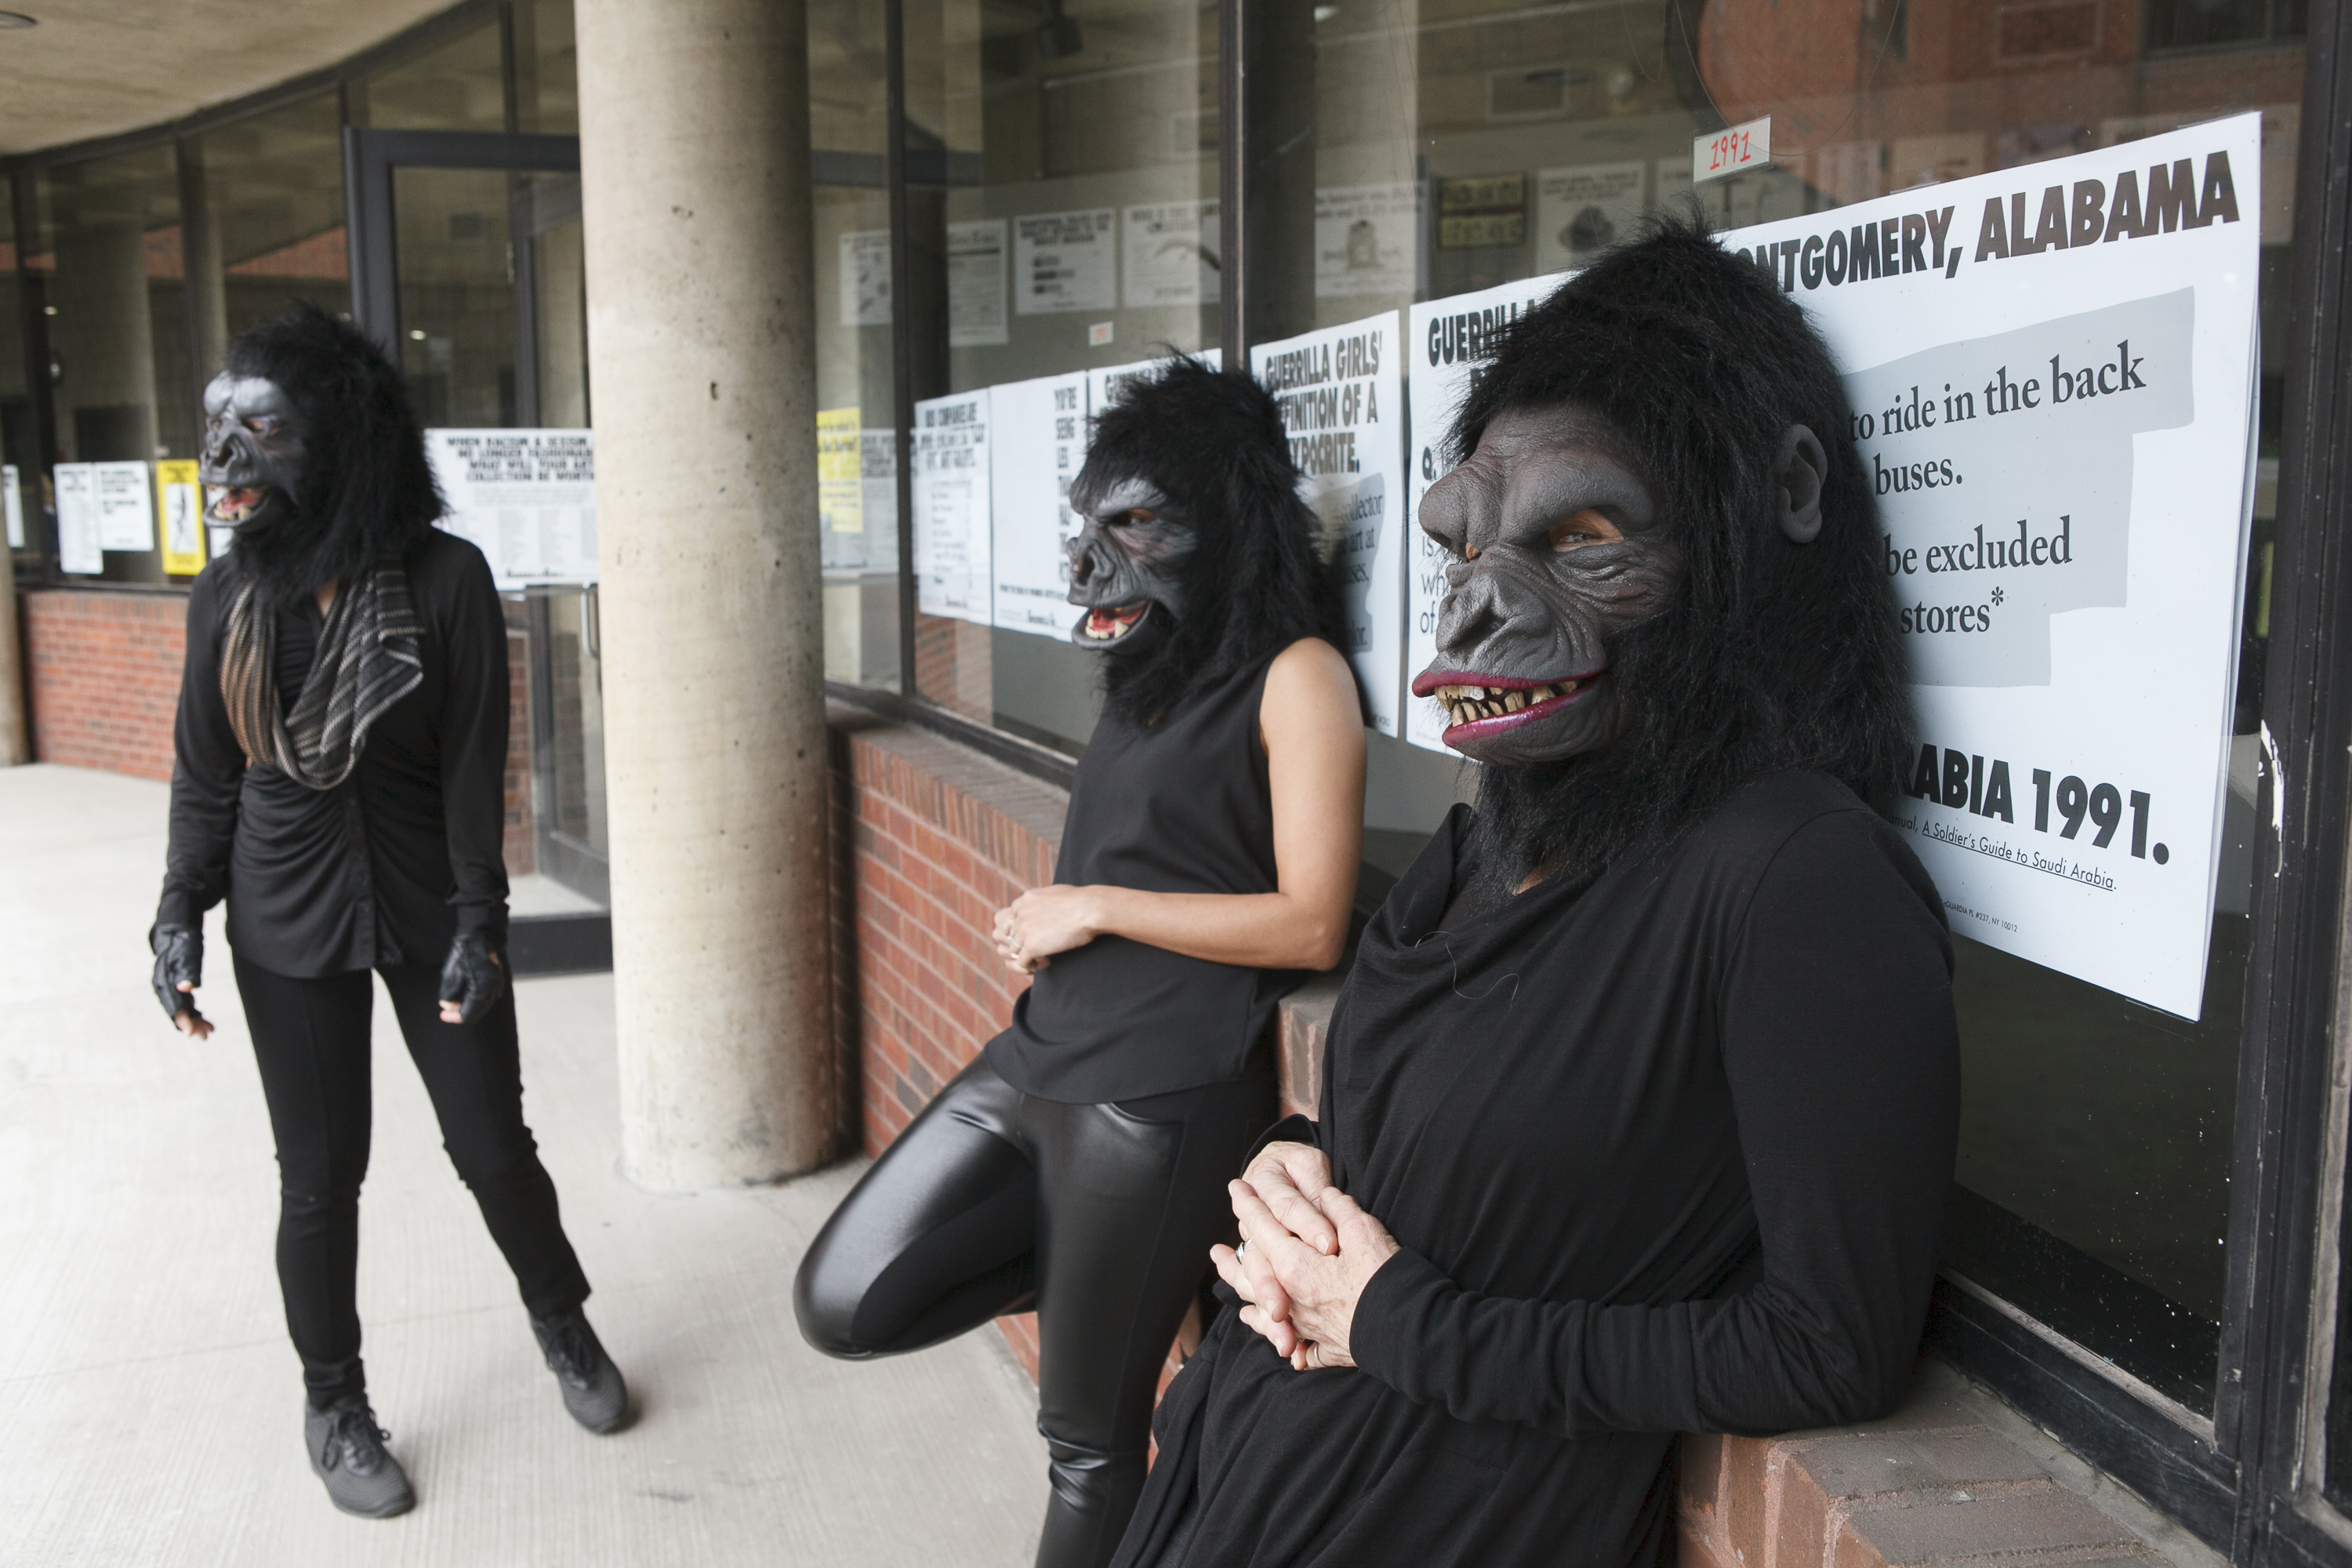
531, 1310, 629, 1433
303, 1396, 415, 1519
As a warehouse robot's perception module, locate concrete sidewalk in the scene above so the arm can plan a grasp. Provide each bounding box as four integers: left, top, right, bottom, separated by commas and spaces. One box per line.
0, 764, 1044, 1566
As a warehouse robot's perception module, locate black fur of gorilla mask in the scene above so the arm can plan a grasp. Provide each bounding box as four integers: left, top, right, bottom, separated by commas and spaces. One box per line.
1062, 358, 1343, 726
1065, 476, 1196, 657
1428, 213, 1910, 902
201, 302, 441, 607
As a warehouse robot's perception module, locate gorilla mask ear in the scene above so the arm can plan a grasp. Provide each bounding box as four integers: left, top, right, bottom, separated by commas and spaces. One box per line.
1775, 423, 1828, 545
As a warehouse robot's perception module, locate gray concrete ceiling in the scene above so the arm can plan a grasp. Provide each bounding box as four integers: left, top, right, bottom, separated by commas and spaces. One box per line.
0, 1, 457, 157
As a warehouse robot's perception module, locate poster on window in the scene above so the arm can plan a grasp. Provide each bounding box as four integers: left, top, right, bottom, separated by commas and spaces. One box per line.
1403, 271, 1570, 753
989, 372, 1091, 633
156, 459, 205, 575
53, 463, 101, 575
426, 429, 597, 590
1252, 312, 1407, 737
1315, 183, 1417, 299
2, 463, 22, 551
914, 389, 992, 623
839, 230, 892, 328
818, 406, 864, 541
1015, 209, 1118, 316
821, 417, 900, 575
1717, 113, 2262, 1018
1122, 201, 1221, 308
1534, 162, 1646, 273
1088, 348, 1222, 419
949, 219, 1010, 347
94, 461, 153, 552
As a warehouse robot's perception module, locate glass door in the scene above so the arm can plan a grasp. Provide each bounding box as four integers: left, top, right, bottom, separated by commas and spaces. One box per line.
346, 129, 610, 966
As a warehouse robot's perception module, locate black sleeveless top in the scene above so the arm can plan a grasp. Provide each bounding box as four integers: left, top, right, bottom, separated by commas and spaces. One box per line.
985, 652, 1307, 1102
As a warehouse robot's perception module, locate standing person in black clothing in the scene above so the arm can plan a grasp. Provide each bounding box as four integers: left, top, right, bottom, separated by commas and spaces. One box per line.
794, 358, 1367, 1568
149, 304, 625, 1520
1109, 220, 1963, 1567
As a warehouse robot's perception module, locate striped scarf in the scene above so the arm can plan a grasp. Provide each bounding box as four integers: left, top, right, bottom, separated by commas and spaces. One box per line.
220, 564, 424, 789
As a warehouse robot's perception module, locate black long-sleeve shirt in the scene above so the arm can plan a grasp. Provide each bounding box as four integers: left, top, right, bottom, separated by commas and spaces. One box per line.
1114, 773, 1962, 1568
158, 529, 511, 978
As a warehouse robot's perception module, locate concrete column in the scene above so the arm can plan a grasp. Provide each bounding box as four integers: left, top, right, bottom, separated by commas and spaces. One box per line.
0, 540, 25, 766
180, 143, 229, 382
576, 0, 835, 1189
49, 169, 160, 466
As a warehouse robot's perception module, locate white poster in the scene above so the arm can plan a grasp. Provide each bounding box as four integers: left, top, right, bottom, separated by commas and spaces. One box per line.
1535, 162, 1647, 272
1253, 313, 1408, 736
1015, 209, 1118, 316
914, 389, 993, 623
1720, 114, 2262, 1018
426, 429, 597, 590
94, 461, 153, 551
1316, 183, 1417, 299
1403, 271, 1570, 753
1088, 347, 1223, 419
821, 426, 901, 575
949, 219, 1010, 347
989, 372, 1091, 633
1122, 201, 1221, 307
840, 229, 892, 328
53, 463, 102, 575
2, 463, 21, 550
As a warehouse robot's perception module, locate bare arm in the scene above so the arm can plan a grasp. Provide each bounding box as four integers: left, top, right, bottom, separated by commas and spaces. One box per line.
993, 637, 1366, 973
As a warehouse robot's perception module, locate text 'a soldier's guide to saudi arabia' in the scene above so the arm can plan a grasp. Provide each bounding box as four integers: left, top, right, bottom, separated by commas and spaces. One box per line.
1404, 114, 2261, 1021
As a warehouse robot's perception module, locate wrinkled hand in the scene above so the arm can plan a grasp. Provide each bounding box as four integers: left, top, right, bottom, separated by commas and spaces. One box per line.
437, 930, 507, 1024
990, 885, 1103, 975
150, 922, 212, 1039
1213, 1161, 1399, 1371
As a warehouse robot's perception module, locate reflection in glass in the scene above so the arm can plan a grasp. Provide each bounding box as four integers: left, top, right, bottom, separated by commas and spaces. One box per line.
902, 0, 1222, 748
186, 93, 350, 378
812, 0, 900, 691
2, 189, 32, 557
393, 167, 517, 428
31, 145, 194, 583
355, 21, 508, 133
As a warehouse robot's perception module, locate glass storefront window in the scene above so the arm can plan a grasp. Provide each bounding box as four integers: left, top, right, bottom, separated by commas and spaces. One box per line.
517, 0, 581, 136
901, 0, 1222, 750
813, 0, 900, 691
353, 20, 509, 133
2, 190, 34, 561
187, 93, 350, 373
30, 144, 194, 583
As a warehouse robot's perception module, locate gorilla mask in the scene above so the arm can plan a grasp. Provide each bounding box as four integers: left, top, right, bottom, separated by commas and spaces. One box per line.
1411, 405, 1828, 765
205, 302, 441, 607
200, 374, 306, 536
1065, 357, 1345, 726
1065, 475, 1196, 656
1421, 212, 1907, 899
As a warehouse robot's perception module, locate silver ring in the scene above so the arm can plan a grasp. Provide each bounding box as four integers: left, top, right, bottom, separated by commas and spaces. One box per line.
1235, 1240, 1250, 1263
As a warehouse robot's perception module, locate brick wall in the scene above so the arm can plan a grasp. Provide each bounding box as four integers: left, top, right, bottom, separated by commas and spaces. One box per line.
18, 586, 539, 871
826, 710, 2214, 1567
23, 590, 187, 779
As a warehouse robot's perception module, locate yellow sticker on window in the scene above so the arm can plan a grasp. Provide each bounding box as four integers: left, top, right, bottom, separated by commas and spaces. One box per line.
818, 406, 863, 535
156, 459, 207, 575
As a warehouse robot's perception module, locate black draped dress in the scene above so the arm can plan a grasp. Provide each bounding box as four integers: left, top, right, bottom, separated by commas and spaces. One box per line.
1114, 771, 1962, 1568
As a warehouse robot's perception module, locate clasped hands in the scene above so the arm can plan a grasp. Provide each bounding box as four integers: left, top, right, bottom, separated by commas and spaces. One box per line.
1211, 1140, 1399, 1371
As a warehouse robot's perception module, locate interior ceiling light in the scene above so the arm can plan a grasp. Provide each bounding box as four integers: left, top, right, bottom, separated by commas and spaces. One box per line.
0, 13, 38, 27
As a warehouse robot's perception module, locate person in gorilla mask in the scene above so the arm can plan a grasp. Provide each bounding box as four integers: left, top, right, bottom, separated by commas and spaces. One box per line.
795, 357, 1367, 1568
151, 303, 624, 1519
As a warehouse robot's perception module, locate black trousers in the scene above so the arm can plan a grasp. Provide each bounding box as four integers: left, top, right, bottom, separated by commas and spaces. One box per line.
234, 952, 590, 1407
794, 1054, 1273, 1568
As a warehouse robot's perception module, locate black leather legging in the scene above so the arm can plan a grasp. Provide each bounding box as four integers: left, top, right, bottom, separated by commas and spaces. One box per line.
795, 1053, 1273, 1568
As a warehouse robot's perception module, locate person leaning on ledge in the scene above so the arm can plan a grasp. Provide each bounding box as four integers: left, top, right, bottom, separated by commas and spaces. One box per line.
1109, 217, 1962, 1568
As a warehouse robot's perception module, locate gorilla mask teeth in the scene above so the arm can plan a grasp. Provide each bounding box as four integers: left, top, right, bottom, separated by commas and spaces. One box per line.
1080, 601, 1149, 642
209, 486, 268, 524
1434, 679, 1583, 730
